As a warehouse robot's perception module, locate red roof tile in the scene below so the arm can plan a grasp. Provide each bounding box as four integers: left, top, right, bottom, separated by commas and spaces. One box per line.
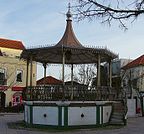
37, 76, 62, 85
0, 38, 25, 50
123, 55, 144, 69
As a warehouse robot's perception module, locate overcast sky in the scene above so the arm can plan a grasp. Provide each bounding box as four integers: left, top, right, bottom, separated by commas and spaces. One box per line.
0, 0, 144, 79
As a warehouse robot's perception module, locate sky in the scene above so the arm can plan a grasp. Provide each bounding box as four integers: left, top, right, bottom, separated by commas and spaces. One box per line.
0, 0, 144, 80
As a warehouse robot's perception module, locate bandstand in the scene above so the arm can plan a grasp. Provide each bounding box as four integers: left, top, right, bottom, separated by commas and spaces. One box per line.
21, 6, 126, 128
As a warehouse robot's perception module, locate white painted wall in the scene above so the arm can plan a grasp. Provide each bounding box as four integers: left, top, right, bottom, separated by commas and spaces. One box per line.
24, 105, 30, 123
68, 107, 96, 126
127, 99, 136, 117
33, 106, 58, 125
103, 106, 112, 123
24, 101, 112, 126
62, 107, 64, 126
24, 105, 28, 122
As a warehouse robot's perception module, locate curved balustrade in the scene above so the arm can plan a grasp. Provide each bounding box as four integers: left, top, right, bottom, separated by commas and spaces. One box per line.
23, 85, 120, 101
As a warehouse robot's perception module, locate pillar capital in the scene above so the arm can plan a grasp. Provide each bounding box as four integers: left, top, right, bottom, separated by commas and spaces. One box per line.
43, 63, 47, 69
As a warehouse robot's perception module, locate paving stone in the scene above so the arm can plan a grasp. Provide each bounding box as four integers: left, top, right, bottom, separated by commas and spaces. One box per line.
0, 113, 144, 134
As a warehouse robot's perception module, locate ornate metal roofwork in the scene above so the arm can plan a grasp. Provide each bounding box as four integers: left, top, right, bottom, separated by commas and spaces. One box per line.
21, 8, 118, 64
55, 6, 83, 48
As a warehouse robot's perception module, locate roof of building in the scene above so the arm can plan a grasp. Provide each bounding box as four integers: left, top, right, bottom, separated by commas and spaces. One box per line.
0, 38, 25, 50
122, 55, 144, 69
37, 76, 62, 85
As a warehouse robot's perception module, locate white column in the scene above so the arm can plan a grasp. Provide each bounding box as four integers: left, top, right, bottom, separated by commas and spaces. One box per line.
97, 54, 101, 87
71, 64, 74, 100
29, 55, 33, 100
43, 63, 47, 86
26, 59, 29, 87
62, 52, 65, 86
109, 60, 112, 87
62, 51, 66, 99
71, 64, 73, 85
30, 55, 33, 87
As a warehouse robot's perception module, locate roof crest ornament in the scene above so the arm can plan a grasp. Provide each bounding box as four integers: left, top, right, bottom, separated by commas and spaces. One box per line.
66, 2, 72, 20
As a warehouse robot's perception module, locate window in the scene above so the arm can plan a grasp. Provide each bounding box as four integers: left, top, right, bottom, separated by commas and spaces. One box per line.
16, 70, 23, 82
0, 68, 6, 85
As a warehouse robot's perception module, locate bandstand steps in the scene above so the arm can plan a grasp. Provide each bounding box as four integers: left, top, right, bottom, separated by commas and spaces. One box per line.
109, 101, 126, 125
109, 112, 124, 125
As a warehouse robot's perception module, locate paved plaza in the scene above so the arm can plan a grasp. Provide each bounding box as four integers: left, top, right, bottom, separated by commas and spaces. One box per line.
0, 113, 144, 134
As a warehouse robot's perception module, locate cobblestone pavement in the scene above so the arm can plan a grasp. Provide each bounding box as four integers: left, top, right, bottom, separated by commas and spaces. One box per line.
0, 113, 144, 134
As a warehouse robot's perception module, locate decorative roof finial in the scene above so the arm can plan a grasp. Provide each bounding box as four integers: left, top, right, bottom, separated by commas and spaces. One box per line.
66, 2, 72, 20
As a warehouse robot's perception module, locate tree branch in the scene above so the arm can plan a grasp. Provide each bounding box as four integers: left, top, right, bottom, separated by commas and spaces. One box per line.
74, 0, 144, 29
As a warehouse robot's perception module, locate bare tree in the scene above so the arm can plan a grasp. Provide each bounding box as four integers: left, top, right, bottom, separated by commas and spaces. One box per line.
74, 0, 144, 29
74, 64, 96, 85
122, 68, 144, 98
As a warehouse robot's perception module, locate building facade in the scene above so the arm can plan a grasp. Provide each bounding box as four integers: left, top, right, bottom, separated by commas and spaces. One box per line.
122, 55, 144, 92
0, 38, 36, 107
104, 58, 132, 88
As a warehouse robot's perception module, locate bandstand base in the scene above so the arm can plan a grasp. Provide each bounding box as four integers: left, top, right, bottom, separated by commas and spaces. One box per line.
24, 101, 112, 128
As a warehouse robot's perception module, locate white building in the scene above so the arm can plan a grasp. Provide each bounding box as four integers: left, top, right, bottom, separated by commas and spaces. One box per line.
104, 58, 132, 87
122, 55, 144, 92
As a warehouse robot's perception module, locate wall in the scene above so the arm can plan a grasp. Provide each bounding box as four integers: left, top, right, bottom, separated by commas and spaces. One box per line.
123, 66, 144, 92
24, 101, 112, 127
33, 106, 58, 125
127, 99, 136, 117
0, 47, 22, 58
24, 105, 29, 123
0, 54, 37, 106
103, 106, 112, 123
0, 56, 37, 87
68, 107, 96, 126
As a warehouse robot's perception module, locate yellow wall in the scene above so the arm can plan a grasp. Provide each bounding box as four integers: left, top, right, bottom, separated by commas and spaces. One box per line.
0, 48, 36, 106
0, 47, 22, 58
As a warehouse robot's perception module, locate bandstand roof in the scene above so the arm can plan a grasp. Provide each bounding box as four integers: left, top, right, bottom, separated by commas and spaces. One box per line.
21, 9, 118, 64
